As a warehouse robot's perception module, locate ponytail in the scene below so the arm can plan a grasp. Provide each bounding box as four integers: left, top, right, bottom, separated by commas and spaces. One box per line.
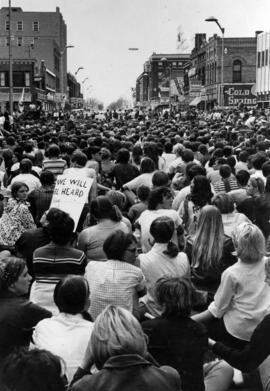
163, 240, 179, 258
110, 204, 122, 222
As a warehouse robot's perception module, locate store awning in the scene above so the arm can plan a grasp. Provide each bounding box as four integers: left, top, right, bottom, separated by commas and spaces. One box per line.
189, 96, 206, 106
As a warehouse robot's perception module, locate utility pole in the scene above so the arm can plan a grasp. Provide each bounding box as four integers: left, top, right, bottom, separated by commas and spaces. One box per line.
8, 0, 13, 114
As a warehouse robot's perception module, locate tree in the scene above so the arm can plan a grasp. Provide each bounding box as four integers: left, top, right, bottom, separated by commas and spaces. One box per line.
85, 97, 104, 111
107, 97, 130, 111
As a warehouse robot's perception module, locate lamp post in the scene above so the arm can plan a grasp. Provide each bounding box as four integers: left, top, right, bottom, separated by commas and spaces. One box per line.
75, 66, 84, 76
205, 16, 225, 108
8, 0, 13, 114
82, 77, 89, 108
60, 45, 74, 94
160, 57, 172, 111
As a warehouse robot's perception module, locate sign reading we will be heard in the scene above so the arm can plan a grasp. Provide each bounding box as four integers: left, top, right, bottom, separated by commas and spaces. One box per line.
50, 174, 93, 229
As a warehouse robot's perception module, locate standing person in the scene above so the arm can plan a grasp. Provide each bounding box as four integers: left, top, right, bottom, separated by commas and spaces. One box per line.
30, 211, 86, 314
0, 257, 51, 360
237, 177, 265, 224
85, 230, 146, 320
42, 144, 67, 179
138, 216, 189, 318
71, 306, 181, 391
142, 277, 233, 391
0, 182, 36, 250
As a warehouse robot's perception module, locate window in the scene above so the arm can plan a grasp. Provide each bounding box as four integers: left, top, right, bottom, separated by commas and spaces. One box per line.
25, 72, 30, 86
233, 60, 242, 83
17, 21, 23, 31
0, 72, 6, 87
17, 36, 23, 46
266, 50, 269, 66
258, 52, 261, 68
5, 37, 9, 46
32, 21, 39, 31
262, 51, 265, 67
13, 71, 25, 87
5, 20, 9, 30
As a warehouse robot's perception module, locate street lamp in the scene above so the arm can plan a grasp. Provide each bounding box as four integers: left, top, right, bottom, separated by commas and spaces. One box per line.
82, 78, 89, 108
60, 45, 74, 93
205, 16, 225, 108
160, 57, 172, 110
75, 66, 84, 76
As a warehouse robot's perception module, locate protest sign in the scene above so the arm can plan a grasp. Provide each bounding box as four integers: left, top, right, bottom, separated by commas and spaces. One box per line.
50, 174, 93, 229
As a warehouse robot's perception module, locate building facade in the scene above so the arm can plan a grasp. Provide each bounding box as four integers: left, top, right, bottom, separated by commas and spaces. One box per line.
0, 6, 68, 112
189, 33, 257, 109
136, 52, 190, 110
256, 31, 270, 108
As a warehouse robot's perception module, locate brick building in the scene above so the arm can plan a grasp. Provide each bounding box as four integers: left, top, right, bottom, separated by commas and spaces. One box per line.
0, 6, 69, 112
189, 33, 257, 108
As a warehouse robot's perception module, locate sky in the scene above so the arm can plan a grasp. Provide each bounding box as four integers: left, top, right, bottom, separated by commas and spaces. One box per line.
2, 0, 270, 106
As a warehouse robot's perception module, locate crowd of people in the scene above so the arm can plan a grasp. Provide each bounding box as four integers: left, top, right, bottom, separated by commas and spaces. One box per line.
1, 106, 270, 390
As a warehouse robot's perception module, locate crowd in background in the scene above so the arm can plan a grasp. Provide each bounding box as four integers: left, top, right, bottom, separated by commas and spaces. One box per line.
1, 106, 270, 390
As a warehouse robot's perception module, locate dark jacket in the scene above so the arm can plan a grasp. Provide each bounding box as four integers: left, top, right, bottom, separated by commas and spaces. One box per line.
71, 354, 181, 391
0, 291, 51, 360
142, 316, 208, 391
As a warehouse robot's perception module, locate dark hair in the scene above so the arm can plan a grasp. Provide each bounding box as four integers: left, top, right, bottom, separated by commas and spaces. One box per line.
252, 152, 268, 170
0, 257, 25, 291
11, 181, 29, 199
140, 157, 155, 174
148, 186, 172, 210
71, 150, 88, 167
137, 185, 150, 202
190, 175, 213, 207
150, 216, 179, 257
181, 149, 194, 163
47, 144, 60, 158
186, 163, 206, 181
40, 170, 55, 186
152, 171, 170, 188
265, 176, 270, 193
262, 160, 270, 178
239, 150, 248, 162
19, 158, 32, 173
235, 170, 250, 186
155, 277, 194, 318
219, 164, 232, 179
212, 193, 234, 214
103, 230, 135, 260
50, 214, 75, 245
0, 348, 65, 391
54, 276, 89, 315
164, 141, 173, 153
116, 148, 130, 164
90, 196, 121, 222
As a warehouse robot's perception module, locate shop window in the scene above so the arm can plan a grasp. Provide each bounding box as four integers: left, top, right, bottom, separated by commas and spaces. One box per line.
258, 52, 261, 68
25, 72, 30, 86
17, 21, 23, 31
233, 60, 242, 82
0, 72, 6, 87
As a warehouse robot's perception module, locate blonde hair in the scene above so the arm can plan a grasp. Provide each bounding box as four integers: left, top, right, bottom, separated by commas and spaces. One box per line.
233, 222, 265, 263
90, 305, 147, 369
192, 205, 224, 271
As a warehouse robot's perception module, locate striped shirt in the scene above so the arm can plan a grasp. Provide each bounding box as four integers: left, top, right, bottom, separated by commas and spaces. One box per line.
42, 159, 67, 179
214, 177, 239, 194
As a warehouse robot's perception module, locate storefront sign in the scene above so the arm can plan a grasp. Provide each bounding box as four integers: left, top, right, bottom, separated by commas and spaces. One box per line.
223, 84, 257, 106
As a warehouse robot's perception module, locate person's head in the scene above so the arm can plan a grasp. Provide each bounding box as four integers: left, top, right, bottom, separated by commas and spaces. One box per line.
90, 305, 147, 370
137, 184, 150, 202
19, 158, 32, 173
246, 177, 265, 197
100, 147, 111, 161
181, 148, 194, 163
239, 150, 248, 163
54, 276, 89, 315
212, 193, 234, 214
262, 160, 270, 178
107, 190, 126, 211
150, 216, 179, 257
103, 230, 137, 263
11, 182, 29, 201
219, 164, 232, 179
116, 148, 130, 164
40, 170, 55, 187
251, 152, 268, 170
152, 170, 170, 188
186, 163, 206, 181
71, 150, 88, 167
47, 144, 60, 158
192, 205, 224, 270
140, 157, 155, 174
190, 175, 213, 207
148, 186, 173, 210
173, 143, 184, 157
155, 277, 194, 318
0, 348, 65, 391
164, 141, 173, 153
50, 213, 75, 245
233, 222, 265, 263
235, 170, 250, 187
0, 257, 31, 296
90, 196, 121, 222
